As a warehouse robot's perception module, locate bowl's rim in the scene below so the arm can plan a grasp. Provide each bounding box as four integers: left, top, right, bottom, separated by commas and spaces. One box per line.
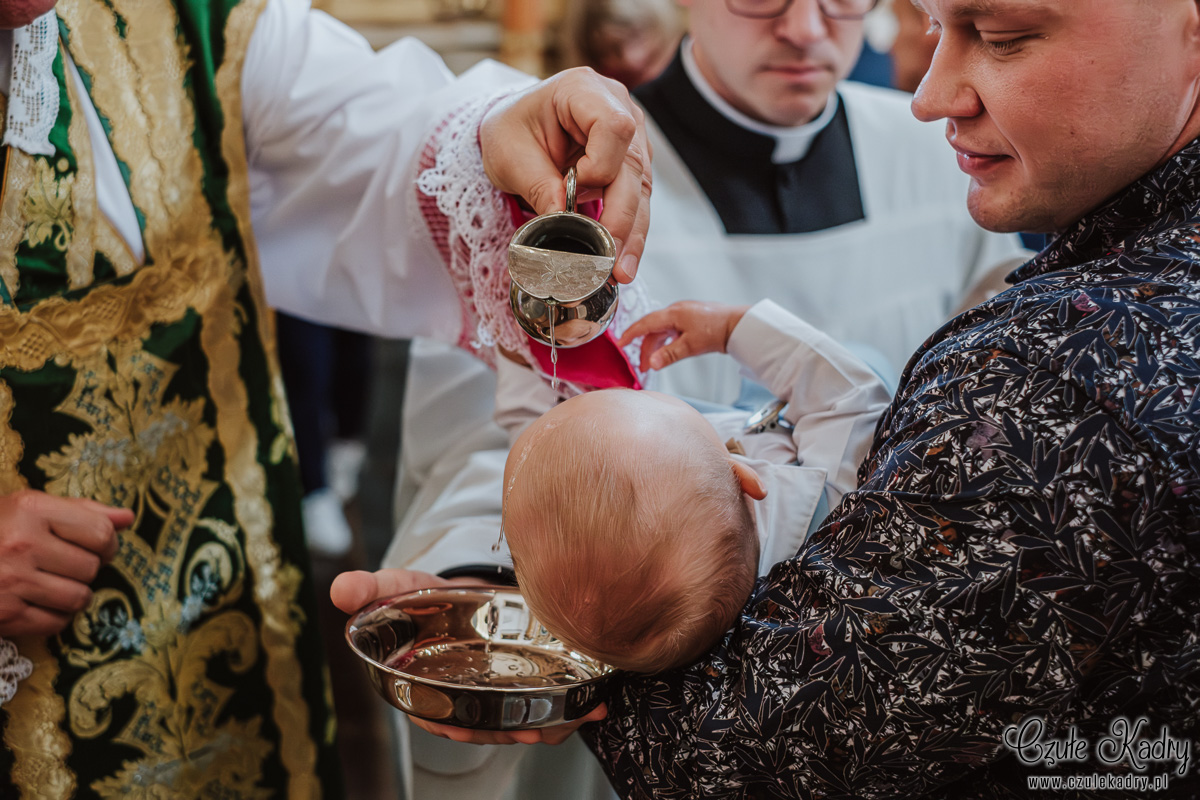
343, 585, 616, 695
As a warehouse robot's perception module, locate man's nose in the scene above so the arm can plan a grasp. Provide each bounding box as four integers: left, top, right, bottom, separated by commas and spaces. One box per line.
772, 0, 830, 47
911, 41, 981, 122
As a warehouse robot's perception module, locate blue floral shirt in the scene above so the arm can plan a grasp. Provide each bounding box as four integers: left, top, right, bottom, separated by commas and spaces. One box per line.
584, 140, 1200, 799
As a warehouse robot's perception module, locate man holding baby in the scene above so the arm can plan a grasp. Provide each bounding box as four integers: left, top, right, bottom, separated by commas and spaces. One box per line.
337, 0, 1200, 796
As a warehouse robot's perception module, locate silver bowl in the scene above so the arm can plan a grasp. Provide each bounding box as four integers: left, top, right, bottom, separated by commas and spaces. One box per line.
345, 586, 615, 730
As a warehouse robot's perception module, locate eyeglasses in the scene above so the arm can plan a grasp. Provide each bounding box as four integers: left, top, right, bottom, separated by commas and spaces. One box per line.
725, 0, 879, 21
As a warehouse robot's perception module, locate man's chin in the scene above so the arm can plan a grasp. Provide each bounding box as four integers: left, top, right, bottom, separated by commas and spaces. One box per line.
966, 189, 1056, 236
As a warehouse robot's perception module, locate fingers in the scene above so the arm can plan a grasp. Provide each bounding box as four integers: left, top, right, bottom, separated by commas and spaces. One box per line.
32, 534, 104, 584
25, 492, 127, 561
10, 570, 92, 615
539, 704, 608, 745
406, 702, 607, 746
330, 569, 448, 614
479, 68, 651, 283
0, 595, 74, 637
585, 104, 649, 284
644, 336, 697, 371
563, 76, 648, 284
617, 308, 675, 347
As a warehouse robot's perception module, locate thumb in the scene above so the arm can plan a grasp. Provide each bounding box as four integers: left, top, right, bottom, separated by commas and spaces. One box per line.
331, 568, 447, 614
330, 570, 382, 614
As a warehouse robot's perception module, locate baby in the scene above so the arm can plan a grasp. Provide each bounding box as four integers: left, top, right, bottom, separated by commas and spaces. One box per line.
497, 299, 891, 673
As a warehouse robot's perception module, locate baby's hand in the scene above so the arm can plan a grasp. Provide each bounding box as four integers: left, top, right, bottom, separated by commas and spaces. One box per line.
618, 301, 750, 372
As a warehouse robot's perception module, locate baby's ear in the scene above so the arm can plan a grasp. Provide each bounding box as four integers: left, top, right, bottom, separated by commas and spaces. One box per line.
731, 459, 767, 500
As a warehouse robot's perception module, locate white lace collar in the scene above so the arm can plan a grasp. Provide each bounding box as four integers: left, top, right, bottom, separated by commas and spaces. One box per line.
0, 11, 61, 156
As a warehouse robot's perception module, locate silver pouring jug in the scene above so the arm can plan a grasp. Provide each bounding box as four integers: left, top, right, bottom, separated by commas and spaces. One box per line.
508, 167, 619, 348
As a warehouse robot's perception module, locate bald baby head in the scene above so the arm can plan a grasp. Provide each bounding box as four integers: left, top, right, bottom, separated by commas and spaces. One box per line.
504, 389, 760, 673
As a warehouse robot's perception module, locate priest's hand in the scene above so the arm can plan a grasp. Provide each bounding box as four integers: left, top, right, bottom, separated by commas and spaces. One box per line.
0, 489, 133, 637
331, 567, 454, 613
619, 300, 752, 372
479, 67, 651, 284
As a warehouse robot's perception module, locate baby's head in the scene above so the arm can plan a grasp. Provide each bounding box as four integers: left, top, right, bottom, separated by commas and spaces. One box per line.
503, 389, 764, 673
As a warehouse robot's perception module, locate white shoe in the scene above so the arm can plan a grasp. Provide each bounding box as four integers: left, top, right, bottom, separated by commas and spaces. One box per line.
327, 438, 367, 502
302, 487, 353, 558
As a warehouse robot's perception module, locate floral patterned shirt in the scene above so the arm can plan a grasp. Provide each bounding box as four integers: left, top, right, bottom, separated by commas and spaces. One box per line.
584, 140, 1200, 799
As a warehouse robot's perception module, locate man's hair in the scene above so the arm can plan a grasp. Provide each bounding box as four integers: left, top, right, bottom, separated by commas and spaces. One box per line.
505, 412, 758, 673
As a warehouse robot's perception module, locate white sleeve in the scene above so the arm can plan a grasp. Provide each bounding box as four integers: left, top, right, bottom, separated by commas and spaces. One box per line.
243, 0, 533, 339
493, 355, 561, 447
727, 299, 892, 502
0, 638, 32, 707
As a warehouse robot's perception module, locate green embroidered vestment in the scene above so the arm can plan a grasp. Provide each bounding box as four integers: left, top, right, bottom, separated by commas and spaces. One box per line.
0, 0, 342, 796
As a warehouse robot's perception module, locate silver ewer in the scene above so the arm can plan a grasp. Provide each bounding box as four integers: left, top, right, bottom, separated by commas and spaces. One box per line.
345, 586, 615, 730
508, 166, 619, 348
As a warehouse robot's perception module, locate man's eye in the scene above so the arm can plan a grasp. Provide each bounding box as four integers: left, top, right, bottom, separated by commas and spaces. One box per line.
982, 37, 1023, 54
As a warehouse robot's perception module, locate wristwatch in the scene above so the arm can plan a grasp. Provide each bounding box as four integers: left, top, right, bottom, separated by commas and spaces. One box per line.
743, 398, 795, 435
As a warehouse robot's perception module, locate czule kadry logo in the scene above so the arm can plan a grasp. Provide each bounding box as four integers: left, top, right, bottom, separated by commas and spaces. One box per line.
1002, 716, 1192, 778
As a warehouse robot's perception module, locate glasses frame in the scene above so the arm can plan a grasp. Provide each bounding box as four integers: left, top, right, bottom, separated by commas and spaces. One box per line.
725, 0, 880, 21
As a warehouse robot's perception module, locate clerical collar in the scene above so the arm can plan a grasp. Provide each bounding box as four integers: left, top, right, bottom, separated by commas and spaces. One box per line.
679, 36, 838, 165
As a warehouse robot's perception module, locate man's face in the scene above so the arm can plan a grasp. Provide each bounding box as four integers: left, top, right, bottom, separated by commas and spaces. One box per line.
681, 0, 866, 126
0, 0, 57, 29
912, 0, 1200, 234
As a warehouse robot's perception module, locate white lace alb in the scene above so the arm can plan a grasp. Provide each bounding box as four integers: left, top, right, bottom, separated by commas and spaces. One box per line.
0, 638, 33, 706
4, 11, 59, 157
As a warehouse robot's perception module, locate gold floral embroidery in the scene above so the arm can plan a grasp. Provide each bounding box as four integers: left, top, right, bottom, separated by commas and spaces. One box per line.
23, 157, 75, 253
57, 0, 215, 264
201, 274, 321, 800
0, 149, 35, 297
0, 381, 25, 495
63, 67, 97, 289
215, 0, 322, 794
3, 638, 77, 799
2, 0, 323, 793
0, 245, 234, 371
31, 343, 283, 799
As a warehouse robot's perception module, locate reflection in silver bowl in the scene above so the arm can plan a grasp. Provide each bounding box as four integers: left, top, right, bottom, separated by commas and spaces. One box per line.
345, 586, 615, 730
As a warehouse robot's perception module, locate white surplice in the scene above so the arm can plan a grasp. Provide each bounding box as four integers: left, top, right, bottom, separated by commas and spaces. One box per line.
0, 0, 528, 337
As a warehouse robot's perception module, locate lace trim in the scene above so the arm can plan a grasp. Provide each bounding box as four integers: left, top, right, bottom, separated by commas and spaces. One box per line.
4, 11, 59, 157
0, 638, 33, 705
416, 94, 654, 395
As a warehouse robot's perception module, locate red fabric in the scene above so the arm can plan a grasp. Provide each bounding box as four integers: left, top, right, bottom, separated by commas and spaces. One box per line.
526, 329, 641, 390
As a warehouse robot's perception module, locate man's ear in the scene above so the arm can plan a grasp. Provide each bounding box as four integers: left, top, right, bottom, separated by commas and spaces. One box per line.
731, 459, 767, 500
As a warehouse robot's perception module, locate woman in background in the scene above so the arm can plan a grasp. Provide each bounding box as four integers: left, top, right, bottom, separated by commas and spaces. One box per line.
560, 0, 683, 89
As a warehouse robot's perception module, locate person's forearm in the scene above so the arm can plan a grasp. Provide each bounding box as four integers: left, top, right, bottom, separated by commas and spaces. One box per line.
245, 0, 531, 339
727, 300, 890, 499
493, 353, 561, 446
